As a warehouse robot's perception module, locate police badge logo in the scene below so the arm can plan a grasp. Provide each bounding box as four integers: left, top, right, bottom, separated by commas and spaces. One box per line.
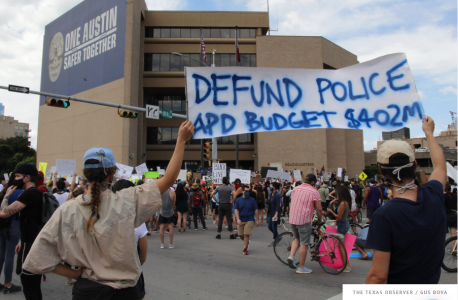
48, 32, 64, 82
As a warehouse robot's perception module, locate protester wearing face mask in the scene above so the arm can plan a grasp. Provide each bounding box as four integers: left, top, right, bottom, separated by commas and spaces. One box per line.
0, 164, 44, 299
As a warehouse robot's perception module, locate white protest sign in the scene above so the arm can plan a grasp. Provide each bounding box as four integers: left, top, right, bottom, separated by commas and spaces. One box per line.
115, 163, 134, 180
135, 163, 148, 176
229, 169, 251, 184
186, 53, 423, 139
177, 169, 187, 181
56, 159, 76, 176
131, 174, 140, 183
266, 170, 291, 181
212, 163, 226, 184
344, 176, 348, 182
50, 166, 56, 173
337, 168, 343, 177
4, 173, 9, 181
446, 162, 457, 182
323, 172, 332, 180
159, 169, 165, 175
293, 170, 302, 181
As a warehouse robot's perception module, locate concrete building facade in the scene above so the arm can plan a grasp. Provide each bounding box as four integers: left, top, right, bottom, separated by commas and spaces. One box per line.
0, 116, 30, 139
37, 0, 364, 177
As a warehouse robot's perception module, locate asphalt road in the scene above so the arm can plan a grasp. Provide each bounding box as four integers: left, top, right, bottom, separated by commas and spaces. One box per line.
3, 213, 457, 300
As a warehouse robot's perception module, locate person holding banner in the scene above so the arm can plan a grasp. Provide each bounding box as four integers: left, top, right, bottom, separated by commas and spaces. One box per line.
21, 121, 195, 299
365, 117, 446, 284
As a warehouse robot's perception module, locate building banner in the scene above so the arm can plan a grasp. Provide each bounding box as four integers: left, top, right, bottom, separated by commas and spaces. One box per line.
186, 53, 423, 139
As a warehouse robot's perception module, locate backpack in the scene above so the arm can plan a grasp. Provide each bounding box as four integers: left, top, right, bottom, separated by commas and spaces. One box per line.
191, 192, 202, 206
256, 192, 264, 206
38, 192, 60, 228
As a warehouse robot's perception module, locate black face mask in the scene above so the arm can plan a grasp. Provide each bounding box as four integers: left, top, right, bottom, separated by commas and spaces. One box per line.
10, 178, 25, 189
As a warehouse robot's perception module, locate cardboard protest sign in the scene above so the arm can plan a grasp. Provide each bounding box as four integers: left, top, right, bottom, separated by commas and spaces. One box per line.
261, 167, 277, 178
56, 159, 76, 176
186, 53, 423, 139
176, 170, 187, 181
229, 169, 251, 184
115, 163, 134, 180
266, 170, 291, 181
212, 163, 226, 184
38, 162, 48, 175
193, 173, 202, 180
135, 163, 148, 176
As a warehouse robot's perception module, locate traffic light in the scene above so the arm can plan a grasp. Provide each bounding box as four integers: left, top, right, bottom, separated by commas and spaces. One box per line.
46, 98, 70, 108
203, 141, 212, 161
118, 110, 139, 118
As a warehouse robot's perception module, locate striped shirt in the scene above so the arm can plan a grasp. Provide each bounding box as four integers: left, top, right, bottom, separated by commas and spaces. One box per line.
289, 183, 321, 225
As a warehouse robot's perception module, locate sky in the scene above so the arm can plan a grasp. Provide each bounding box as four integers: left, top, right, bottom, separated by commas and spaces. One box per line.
0, 0, 456, 151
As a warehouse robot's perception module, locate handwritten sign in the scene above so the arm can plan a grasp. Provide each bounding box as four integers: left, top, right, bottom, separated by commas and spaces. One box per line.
266, 170, 291, 181
134, 163, 148, 176
56, 159, 76, 176
212, 163, 226, 184
186, 53, 423, 139
293, 170, 302, 181
229, 169, 251, 184
337, 168, 343, 178
115, 163, 134, 180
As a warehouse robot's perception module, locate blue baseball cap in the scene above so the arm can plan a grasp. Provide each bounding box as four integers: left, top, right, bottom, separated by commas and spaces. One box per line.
83, 147, 116, 169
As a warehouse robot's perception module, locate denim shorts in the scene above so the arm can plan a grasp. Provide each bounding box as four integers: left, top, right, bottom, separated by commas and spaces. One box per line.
336, 220, 349, 236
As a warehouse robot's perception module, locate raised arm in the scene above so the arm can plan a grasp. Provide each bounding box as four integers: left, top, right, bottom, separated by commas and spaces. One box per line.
0, 186, 26, 218
53, 171, 58, 190
155, 121, 194, 194
423, 117, 446, 187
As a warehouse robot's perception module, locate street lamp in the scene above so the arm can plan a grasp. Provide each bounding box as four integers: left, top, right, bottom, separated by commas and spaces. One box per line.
172, 52, 209, 67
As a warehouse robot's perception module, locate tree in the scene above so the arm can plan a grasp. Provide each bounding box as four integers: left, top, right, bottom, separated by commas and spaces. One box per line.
0, 136, 36, 176
363, 165, 380, 179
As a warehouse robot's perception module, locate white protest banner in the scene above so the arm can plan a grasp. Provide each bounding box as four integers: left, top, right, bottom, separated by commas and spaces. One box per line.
293, 170, 302, 181
186, 53, 423, 139
177, 169, 187, 181
115, 163, 134, 180
212, 163, 226, 184
337, 168, 343, 177
135, 163, 148, 176
4, 173, 9, 181
266, 170, 291, 181
229, 169, 251, 184
56, 159, 76, 176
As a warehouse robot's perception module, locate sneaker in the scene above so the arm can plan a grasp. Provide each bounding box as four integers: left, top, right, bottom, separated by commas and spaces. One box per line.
343, 268, 351, 273
169, 244, 175, 249
243, 248, 249, 255
233, 229, 237, 232
153, 230, 158, 233
225, 226, 228, 230
195, 228, 198, 231
296, 266, 313, 274
160, 244, 166, 249
166, 230, 169, 234
3, 284, 22, 294
203, 227, 207, 231
147, 233, 151, 236
287, 255, 298, 269
213, 221, 216, 225
216, 234, 221, 239
65, 280, 75, 286
230, 234, 237, 240
268, 241, 275, 247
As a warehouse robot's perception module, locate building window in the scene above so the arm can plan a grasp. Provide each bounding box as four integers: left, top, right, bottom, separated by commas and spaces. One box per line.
147, 127, 179, 145
215, 134, 254, 145
145, 94, 186, 112
19, 132, 23, 136
144, 53, 256, 71
14, 132, 18, 136
15, 126, 18, 129
145, 27, 257, 38
20, 126, 23, 129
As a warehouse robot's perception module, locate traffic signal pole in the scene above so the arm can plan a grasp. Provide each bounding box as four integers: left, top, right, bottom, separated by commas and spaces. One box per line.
0, 85, 187, 119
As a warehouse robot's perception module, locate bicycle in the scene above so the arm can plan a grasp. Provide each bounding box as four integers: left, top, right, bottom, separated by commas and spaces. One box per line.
442, 235, 457, 272
273, 219, 348, 275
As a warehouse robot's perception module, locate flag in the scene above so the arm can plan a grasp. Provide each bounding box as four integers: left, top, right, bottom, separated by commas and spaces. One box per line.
235, 27, 241, 64
201, 38, 207, 64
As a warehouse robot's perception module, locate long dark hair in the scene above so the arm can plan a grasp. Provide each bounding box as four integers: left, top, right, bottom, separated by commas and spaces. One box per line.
336, 186, 351, 211
176, 183, 187, 199
83, 161, 117, 233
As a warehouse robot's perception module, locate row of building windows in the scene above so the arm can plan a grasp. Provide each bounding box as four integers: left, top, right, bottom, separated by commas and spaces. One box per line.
145, 27, 257, 39
144, 53, 256, 71
14, 132, 25, 136
147, 127, 254, 145
14, 125, 27, 130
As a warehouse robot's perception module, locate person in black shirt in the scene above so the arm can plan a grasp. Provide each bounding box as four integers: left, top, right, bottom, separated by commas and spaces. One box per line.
0, 164, 44, 299
366, 117, 447, 284
444, 183, 457, 237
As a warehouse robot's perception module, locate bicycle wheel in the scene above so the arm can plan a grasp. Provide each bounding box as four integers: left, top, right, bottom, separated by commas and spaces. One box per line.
348, 223, 363, 236
442, 236, 457, 272
273, 232, 299, 266
317, 235, 347, 275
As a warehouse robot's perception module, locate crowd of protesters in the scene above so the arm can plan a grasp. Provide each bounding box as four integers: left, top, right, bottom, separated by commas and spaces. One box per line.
0, 117, 456, 299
